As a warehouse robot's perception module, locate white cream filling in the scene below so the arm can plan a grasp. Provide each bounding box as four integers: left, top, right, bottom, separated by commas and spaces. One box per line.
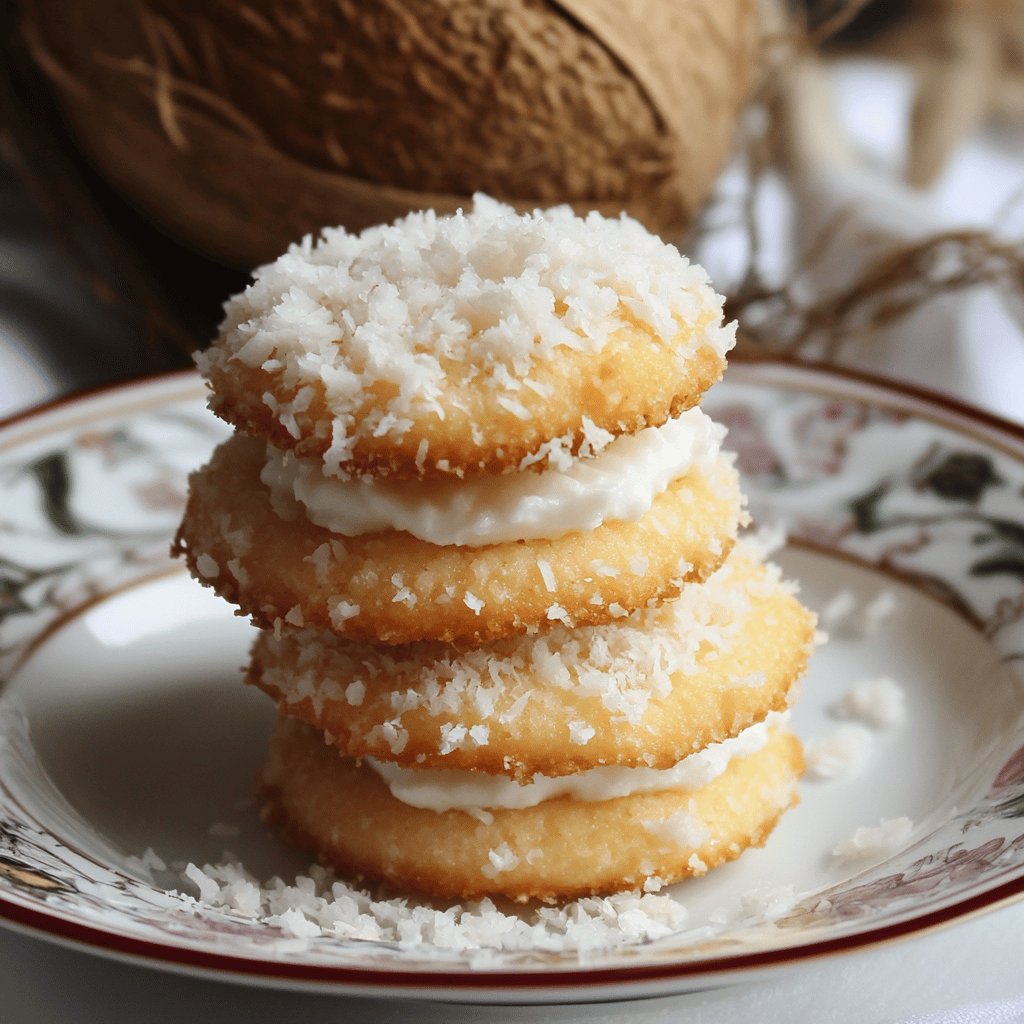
367, 713, 787, 812
261, 408, 724, 546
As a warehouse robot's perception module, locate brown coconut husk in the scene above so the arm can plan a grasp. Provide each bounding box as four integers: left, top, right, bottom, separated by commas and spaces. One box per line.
18, 0, 758, 267
0, 4, 224, 367
5, 0, 1020, 370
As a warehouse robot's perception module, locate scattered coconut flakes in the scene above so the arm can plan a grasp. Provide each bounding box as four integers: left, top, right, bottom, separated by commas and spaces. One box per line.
580, 416, 615, 456
184, 862, 222, 903
522, 377, 552, 399
304, 542, 334, 583
271, 906, 324, 939
464, 592, 485, 615
861, 591, 897, 635
123, 847, 167, 880
175, 858, 693, 955
284, 605, 305, 627
536, 559, 557, 593
725, 671, 767, 689
629, 555, 649, 576
464, 808, 494, 825
366, 721, 408, 755
820, 588, 898, 638
820, 589, 856, 629
344, 681, 366, 706
439, 723, 473, 755
739, 884, 797, 921
415, 438, 429, 472
568, 720, 596, 745
834, 676, 906, 729
687, 853, 708, 874
805, 724, 873, 781
496, 395, 530, 420
546, 603, 571, 625
226, 557, 249, 586
195, 553, 220, 579
517, 432, 576, 472
480, 843, 520, 878
642, 807, 711, 850
222, 522, 253, 559
328, 599, 360, 627
832, 817, 913, 864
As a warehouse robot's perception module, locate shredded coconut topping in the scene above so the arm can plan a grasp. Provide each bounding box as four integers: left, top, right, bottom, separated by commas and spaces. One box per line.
200, 196, 734, 466
176, 859, 690, 954
195, 553, 220, 579
642, 806, 712, 851
833, 676, 907, 729
805, 724, 873, 781
832, 817, 914, 864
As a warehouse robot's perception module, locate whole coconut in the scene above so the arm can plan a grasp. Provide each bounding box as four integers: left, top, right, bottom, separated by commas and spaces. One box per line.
22, 0, 758, 266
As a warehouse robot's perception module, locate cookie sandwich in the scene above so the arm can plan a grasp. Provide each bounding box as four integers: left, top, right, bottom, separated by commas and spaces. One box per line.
175, 196, 816, 901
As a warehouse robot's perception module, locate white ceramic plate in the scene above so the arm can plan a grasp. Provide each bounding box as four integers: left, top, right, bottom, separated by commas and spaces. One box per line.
0, 362, 1022, 1004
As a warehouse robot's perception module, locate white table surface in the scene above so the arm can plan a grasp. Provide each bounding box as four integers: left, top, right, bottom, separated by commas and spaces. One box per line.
1, 59, 1023, 1024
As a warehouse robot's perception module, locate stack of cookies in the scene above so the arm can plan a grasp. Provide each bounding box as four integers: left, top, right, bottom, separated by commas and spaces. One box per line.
175, 197, 816, 902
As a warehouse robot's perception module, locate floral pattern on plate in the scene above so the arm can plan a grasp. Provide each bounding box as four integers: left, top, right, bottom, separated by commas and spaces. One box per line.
0, 365, 1022, 999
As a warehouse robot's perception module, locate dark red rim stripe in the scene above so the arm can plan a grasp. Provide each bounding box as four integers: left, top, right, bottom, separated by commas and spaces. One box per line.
1, 876, 1021, 992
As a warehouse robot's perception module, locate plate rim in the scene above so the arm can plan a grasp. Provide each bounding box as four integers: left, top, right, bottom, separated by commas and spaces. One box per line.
1, 358, 1023, 999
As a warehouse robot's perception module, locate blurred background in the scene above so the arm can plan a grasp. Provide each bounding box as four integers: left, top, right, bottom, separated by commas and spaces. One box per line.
0, 5, 1023, 1022
0, 0, 1021, 422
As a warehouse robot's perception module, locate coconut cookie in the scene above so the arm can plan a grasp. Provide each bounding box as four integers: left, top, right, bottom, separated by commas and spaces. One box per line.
176, 197, 818, 907
196, 195, 735, 480
247, 543, 817, 776
260, 714, 804, 903
173, 431, 745, 645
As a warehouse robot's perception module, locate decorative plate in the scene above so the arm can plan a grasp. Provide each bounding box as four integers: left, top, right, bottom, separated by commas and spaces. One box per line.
0, 362, 1022, 1004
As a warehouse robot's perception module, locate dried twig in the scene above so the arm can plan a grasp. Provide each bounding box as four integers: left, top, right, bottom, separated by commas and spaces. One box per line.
706, 7, 1024, 360
828, 0, 1024, 187
729, 227, 1024, 356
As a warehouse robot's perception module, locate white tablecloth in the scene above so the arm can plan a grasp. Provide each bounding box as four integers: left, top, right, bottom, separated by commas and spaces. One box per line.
1, 60, 1022, 1024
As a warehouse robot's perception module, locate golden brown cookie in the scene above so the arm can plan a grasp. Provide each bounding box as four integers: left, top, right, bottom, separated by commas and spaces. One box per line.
196, 198, 735, 480
202, 319, 729, 481
248, 543, 817, 776
173, 432, 746, 645
260, 715, 804, 902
